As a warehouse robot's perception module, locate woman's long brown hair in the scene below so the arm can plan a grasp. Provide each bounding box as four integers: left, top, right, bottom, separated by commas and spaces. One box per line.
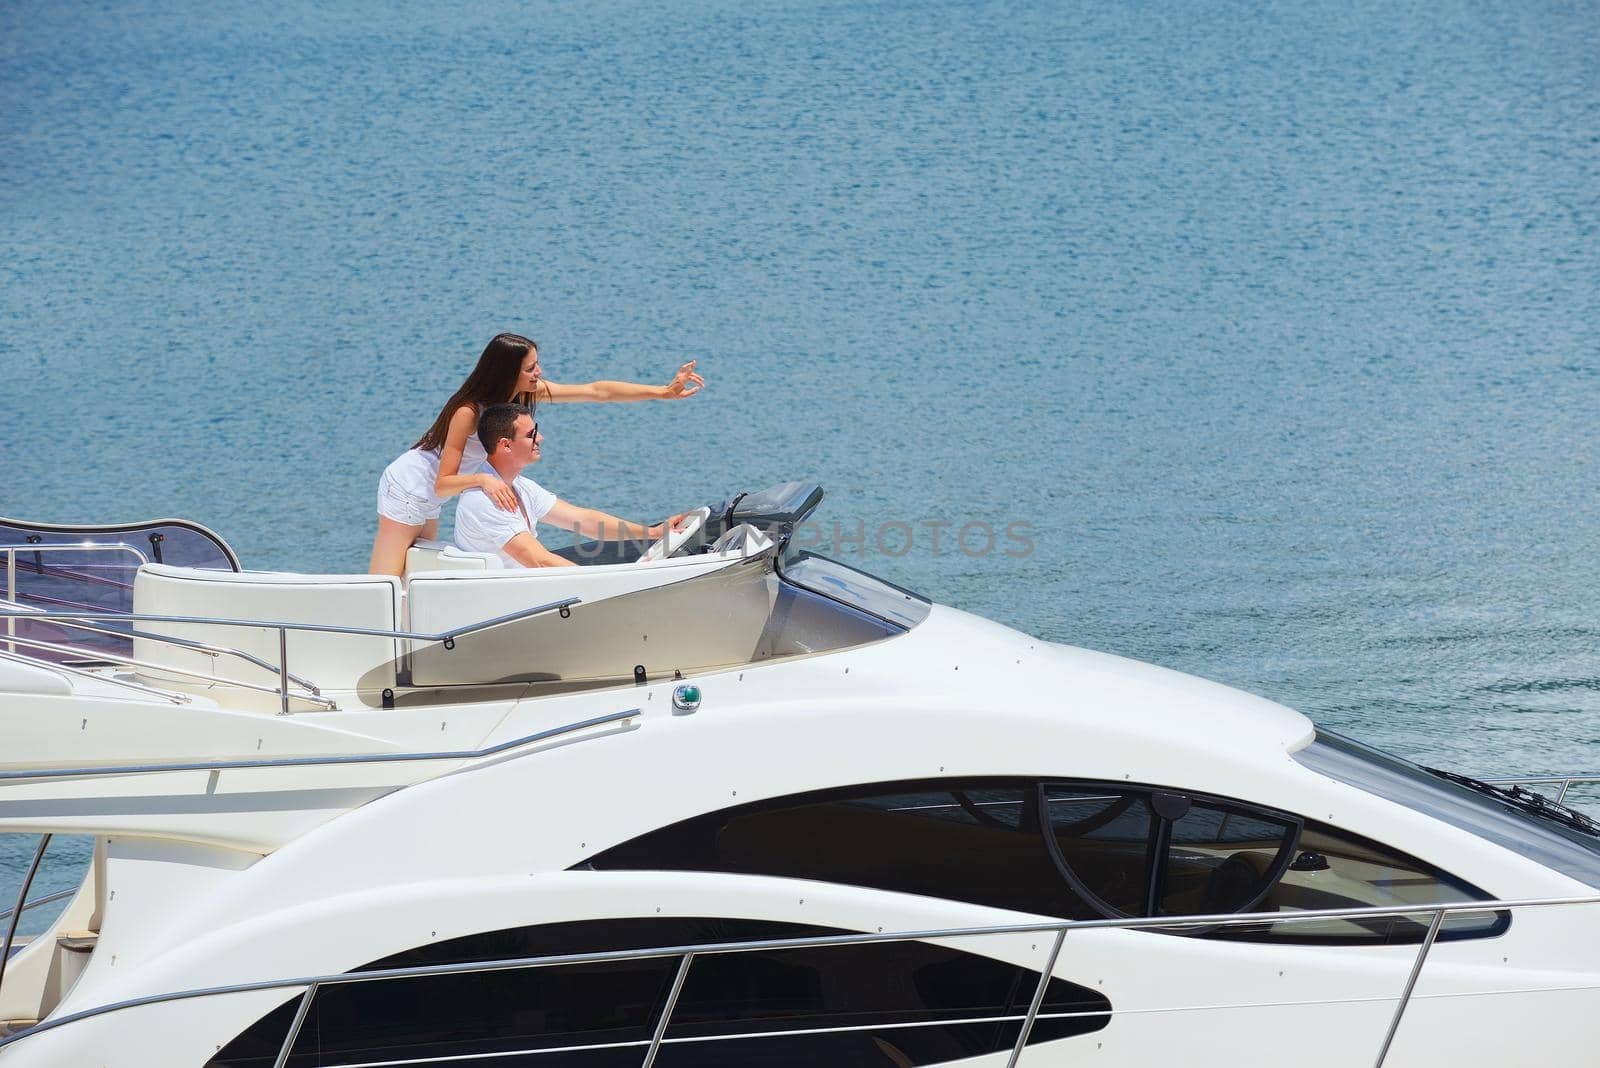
413, 333, 539, 451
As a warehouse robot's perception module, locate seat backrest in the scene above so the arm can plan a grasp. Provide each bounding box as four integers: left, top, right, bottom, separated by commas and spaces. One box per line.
439, 545, 504, 570
405, 539, 498, 577
404, 552, 765, 688
132, 564, 402, 697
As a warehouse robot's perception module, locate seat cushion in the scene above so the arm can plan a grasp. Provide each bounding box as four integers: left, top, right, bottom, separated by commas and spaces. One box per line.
131, 564, 401, 696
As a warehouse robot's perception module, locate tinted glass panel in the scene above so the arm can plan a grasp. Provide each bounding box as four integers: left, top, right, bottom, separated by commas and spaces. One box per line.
666, 939, 1104, 1037
662, 930, 1108, 1064
1159, 801, 1297, 916
0, 517, 238, 661
592, 783, 1096, 919
779, 551, 931, 629
288, 958, 675, 1066
1043, 787, 1154, 915
1211, 822, 1506, 944
589, 777, 1501, 948
1295, 730, 1600, 889
210, 917, 1109, 1068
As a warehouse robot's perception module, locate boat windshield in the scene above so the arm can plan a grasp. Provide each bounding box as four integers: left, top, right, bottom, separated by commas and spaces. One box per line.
778, 551, 931, 630
1294, 730, 1600, 889
0, 517, 239, 662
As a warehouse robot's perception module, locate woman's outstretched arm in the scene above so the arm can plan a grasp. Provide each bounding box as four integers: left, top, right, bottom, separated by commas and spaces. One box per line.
541, 360, 704, 403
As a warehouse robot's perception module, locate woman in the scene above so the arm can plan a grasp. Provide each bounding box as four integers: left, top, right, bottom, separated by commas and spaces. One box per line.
369, 333, 704, 575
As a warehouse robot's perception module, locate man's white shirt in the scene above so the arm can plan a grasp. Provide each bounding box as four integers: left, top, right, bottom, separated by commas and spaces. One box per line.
454, 475, 558, 568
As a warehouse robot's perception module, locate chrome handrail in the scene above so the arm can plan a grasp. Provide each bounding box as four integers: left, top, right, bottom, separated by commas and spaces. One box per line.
0, 595, 580, 716
0, 888, 75, 925
1007, 926, 1067, 1067
1369, 910, 1444, 1066
0, 633, 337, 711
2, 545, 149, 655
639, 952, 693, 1068
0, 650, 190, 705
0, 597, 581, 643
0, 707, 639, 782
1485, 775, 1600, 806
0, 893, 1594, 1057
0, 554, 137, 594
8, 613, 322, 696
0, 835, 51, 1004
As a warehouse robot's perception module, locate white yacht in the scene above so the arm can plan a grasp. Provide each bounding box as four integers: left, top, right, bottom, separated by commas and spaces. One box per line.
0, 485, 1597, 1067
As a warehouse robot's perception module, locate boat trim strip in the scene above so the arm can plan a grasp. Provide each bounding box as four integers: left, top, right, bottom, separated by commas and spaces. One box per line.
0, 707, 639, 782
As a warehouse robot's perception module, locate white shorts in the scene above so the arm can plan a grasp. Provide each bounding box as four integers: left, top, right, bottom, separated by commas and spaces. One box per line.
377, 450, 445, 526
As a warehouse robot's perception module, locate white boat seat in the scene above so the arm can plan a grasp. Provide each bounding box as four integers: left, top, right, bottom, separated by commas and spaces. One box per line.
405, 539, 501, 577
132, 564, 402, 697
405, 550, 767, 687
439, 545, 504, 570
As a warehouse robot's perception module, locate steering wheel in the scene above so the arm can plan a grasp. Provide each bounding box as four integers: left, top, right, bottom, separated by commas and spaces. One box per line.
638, 507, 711, 563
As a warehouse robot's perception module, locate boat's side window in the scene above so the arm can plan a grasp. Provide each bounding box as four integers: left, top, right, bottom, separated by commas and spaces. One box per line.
1040, 788, 1155, 915
206, 916, 1109, 1067
1041, 785, 1299, 919
590, 782, 1101, 920
586, 778, 1503, 946
1209, 821, 1508, 944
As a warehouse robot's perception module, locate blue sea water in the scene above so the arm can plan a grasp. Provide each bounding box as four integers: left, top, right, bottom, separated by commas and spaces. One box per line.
2, 0, 1599, 898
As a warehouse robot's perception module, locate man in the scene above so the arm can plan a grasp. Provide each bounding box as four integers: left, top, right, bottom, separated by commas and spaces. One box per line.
454, 403, 685, 568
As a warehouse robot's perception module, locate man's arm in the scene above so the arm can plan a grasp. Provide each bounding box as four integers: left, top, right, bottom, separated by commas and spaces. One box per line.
541, 499, 659, 543
502, 532, 576, 568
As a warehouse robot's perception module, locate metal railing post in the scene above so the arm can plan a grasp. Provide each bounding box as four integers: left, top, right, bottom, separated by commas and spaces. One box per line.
641, 952, 694, 1068
1371, 909, 1445, 1068
272, 983, 318, 1068
1557, 778, 1573, 805
277, 627, 290, 716
1006, 927, 1067, 1068
0, 834, 52, 1004
5, 549, 14, 653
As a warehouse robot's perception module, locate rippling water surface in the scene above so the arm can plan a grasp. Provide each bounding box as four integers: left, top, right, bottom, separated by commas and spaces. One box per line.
2, 0, 1599, 894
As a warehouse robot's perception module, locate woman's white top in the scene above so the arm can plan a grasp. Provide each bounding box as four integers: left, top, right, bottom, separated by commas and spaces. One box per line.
383, 434, 490, 504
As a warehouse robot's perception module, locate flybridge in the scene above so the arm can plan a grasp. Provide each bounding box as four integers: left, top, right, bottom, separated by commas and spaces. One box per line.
0, 483, 923, 715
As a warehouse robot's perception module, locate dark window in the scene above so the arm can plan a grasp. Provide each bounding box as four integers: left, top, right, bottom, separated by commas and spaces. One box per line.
1210, 822, 1509, 944
1042, 785, 1299, 919
589, 777, 1504, 946
208, 917, 1109, 1068
1040, 788, 1155, 915
591, 783, 1094, 920
210, 955, 677, 1068
658, 933, 1108, 1065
